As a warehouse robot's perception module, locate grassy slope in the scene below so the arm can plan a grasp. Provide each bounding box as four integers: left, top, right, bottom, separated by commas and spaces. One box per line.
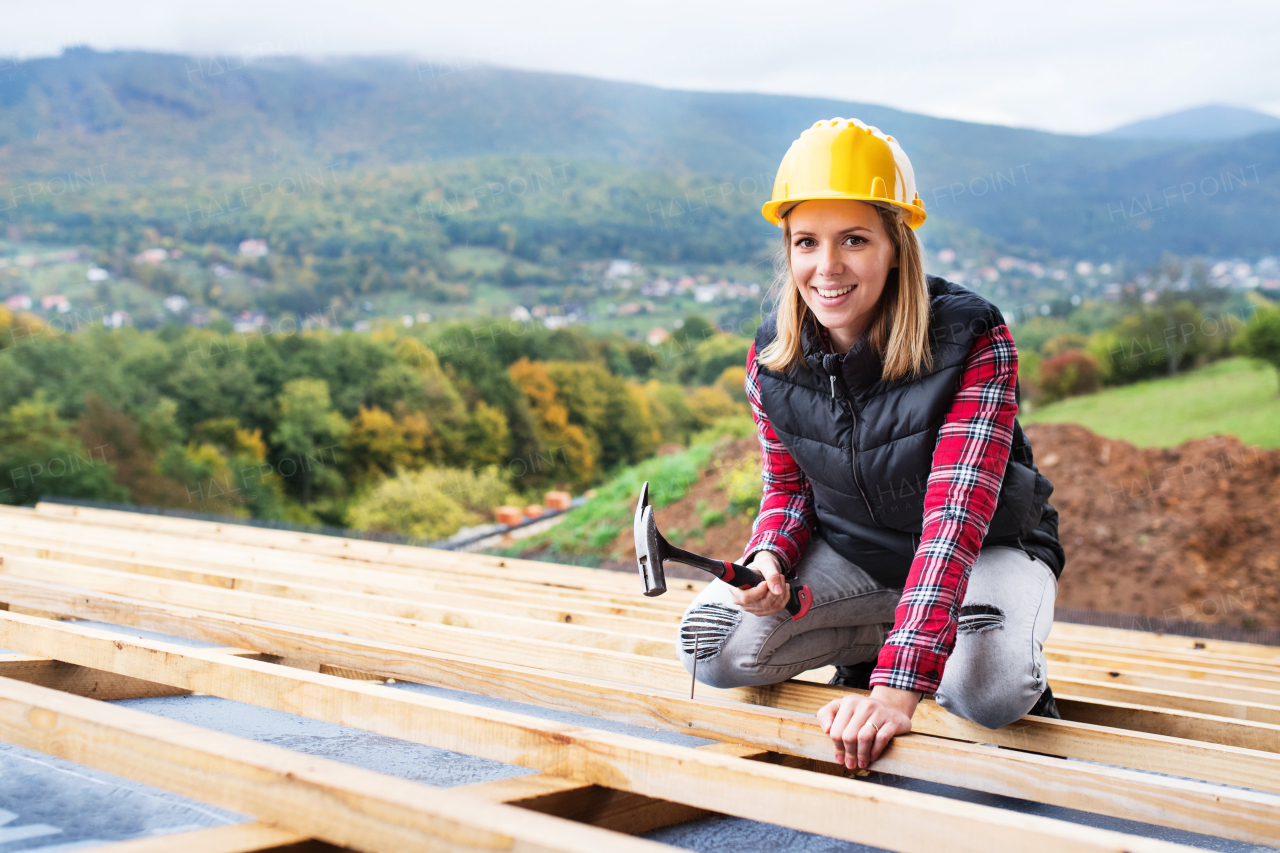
1024, 356, 1280, 448
493, 418, 757, 565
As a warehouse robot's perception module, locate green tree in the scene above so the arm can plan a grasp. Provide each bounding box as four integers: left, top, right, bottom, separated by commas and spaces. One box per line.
0, 392, 126, 506
346, 465, 513, 541
1240, 304, 1280, 392
270, 378, 351, 505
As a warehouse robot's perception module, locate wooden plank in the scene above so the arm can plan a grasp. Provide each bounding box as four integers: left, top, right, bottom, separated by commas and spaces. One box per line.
81, 747, 763, 853
0, 536, 676, 636
0, 674, 1209, 853
7, 575, 1280, 790
454, 742, 765, 836
0, 537, 685, 623
0, 675, 681, 853
20, 503, 658, 596
0, 557, 686, 684
1049, 674, 1280, 725
0, 555, 673, 653
15, 532, 1280, 707
1048, 636, 1280, 674
1048, 658, 1280, 703
10, 555, 1279, 735
1051, 621, 1280, 663
0, 520, 659, 613
15, 512, 1280, 671
4, 610, 1280, 850
1054, 694, 1280, 751
15, 533, 1280, 683
78, 824, 326, 853
0, 656, 191, 700
23, 545, 1280, 699
0, 521, 689, 616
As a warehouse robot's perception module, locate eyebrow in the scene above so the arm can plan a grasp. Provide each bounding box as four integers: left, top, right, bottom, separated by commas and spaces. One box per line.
791, 226, 874, 237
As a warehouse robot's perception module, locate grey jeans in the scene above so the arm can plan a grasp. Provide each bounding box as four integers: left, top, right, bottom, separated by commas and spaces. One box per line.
676, 537, 1058, 729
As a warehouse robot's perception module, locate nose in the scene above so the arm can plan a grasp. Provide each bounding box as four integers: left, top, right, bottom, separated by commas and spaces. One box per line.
816, 241, 843, 278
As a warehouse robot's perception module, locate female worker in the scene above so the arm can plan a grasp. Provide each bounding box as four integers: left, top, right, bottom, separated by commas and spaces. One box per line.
676, 118, 1065, 773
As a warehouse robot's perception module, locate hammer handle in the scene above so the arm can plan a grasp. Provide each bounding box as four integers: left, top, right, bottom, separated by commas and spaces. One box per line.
663, 544, 813, 620
718, 561, 814, 621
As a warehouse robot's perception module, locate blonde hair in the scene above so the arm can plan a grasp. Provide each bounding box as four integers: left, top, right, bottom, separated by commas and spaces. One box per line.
758, 203, 934, 382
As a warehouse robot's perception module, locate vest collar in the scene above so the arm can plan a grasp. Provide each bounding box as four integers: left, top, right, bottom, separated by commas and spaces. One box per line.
800, 313, 885, 393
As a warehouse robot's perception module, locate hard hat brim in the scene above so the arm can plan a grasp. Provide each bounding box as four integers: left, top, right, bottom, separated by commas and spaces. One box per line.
761, 195, 927, 230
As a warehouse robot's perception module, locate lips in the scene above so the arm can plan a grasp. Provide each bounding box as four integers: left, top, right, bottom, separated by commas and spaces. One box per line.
814, 284, 855, 299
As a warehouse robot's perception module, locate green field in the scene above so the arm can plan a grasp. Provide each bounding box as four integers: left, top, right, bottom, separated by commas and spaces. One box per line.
1023, 357, 1280, 448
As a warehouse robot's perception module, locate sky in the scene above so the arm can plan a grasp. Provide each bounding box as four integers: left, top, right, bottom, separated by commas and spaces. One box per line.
2, 0, 1278, 135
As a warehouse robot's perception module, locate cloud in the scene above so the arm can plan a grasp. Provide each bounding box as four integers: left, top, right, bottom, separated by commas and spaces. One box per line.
1, 0, 1277, 133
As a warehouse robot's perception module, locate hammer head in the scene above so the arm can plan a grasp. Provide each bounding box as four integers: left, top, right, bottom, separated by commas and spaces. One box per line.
634, 481, 667, 597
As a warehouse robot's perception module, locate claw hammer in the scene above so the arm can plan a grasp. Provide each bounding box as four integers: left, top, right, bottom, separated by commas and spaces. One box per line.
633, 480, 813, 620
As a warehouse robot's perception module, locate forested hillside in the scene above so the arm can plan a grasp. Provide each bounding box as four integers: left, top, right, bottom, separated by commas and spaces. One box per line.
0, 306, 748, 533
1, 48, 1277, 260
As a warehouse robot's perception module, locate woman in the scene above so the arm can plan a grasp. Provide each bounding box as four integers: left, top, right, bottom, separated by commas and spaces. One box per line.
676, 118, 1065, 773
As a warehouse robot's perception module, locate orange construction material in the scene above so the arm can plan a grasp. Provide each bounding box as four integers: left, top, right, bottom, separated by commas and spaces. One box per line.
495, 506, 523, 526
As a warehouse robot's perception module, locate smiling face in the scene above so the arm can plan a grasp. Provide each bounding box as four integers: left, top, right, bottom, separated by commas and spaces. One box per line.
787, 199, 899, 353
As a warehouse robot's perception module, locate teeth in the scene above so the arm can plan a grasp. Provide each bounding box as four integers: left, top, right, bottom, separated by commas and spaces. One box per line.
816, 285, 853, 298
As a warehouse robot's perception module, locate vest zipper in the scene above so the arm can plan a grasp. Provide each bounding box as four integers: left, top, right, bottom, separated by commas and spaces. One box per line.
828, 368, 879, 524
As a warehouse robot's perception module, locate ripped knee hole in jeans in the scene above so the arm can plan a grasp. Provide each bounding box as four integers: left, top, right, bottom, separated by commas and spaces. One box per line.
958, 603, 1004, 634
680, 603, 741, 660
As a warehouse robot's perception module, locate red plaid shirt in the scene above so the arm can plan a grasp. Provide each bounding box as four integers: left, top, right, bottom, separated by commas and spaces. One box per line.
743, 324, 1020, 694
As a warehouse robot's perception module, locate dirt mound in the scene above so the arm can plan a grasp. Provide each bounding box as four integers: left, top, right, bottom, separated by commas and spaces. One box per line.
1026, 423, 1280, 630
567, 425, 1280, 630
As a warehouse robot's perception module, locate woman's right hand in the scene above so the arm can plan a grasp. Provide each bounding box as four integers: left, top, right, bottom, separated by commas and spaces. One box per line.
730, 550, 790, 617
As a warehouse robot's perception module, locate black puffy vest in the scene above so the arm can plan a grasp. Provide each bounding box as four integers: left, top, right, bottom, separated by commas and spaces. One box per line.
755, 274, 1065, 588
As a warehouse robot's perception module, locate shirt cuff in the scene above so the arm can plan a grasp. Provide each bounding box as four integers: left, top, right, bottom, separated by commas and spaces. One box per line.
741, 532, 802, 575
870, 643, 947, 695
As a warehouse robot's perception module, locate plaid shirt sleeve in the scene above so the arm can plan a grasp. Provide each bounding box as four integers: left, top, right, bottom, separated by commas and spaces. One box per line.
870, 324, 1020, 695
741, 341, 816, 574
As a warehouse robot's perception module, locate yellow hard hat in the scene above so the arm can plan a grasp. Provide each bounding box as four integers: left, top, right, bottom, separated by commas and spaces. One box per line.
762, 118, 927, 230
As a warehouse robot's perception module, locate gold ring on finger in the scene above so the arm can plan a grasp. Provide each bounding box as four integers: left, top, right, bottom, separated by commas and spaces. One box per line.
865, 721, 880, 733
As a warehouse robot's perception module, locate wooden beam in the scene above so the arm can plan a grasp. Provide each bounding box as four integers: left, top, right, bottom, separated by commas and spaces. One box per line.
0, 675, 682, 853
17, 512, 1280, 671
20, 546, 1280, 706
455, 742, 765, 836
0, 521, 687, 616
1054, 694, 1280, 751
1, 672, 1211, 853
1051, 621, 1280, 663
1049, 659, 1280, 705
3, 610, 1279, 850
1048, 639, 1280, 676
10, 535, 1280, 688
9, 555, 1278, 736
80, 746, 763, 853
0, 655, 191, 700
78, 824, 327, 853
0, 534, 679, 634
0, 556, 672, 656
20, 503, 658, 596
0, 644, 258, 701
0, 556, 686, 683
7, 575, 1280, 788
1050, 674, 1280, 725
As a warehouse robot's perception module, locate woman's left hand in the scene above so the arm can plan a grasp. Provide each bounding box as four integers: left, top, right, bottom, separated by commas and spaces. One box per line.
817, 686, 921, 770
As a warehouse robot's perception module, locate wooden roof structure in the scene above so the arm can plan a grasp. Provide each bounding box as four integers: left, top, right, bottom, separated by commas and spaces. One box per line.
0, 500, 1278, 852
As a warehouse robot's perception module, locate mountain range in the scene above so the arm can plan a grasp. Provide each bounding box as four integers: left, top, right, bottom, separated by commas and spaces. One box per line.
1101, 105, 1280, 141
0, 48, 1276, 262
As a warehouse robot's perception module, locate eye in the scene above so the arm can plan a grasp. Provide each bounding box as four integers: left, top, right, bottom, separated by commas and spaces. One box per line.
843, 235, 867, 246
794, 237, 816, 248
